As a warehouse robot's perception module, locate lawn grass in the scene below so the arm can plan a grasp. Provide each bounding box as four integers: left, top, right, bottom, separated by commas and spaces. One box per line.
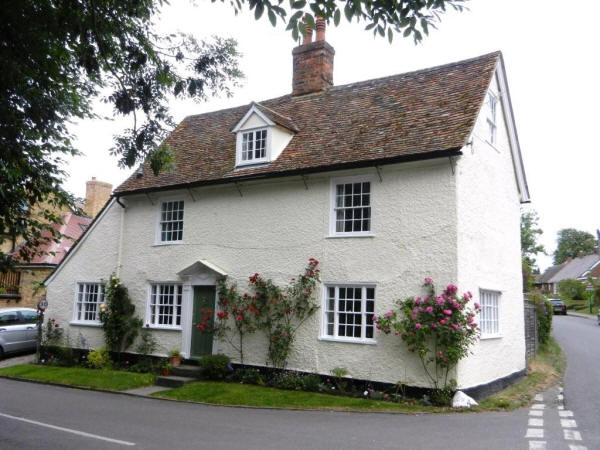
478, 337, 565, 411
0, 364, 155, 391
153, 381, 444, 413
563, 299, 598, 316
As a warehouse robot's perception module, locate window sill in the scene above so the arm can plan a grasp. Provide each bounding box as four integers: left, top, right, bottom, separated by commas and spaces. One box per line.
235, 161, 270, 169
318, 336, 377, 345
326, 233, 375, 239
480, 334, 502, 340
69, 321, 102, 328
144, 325, 182, 331
152, 241, 184, 247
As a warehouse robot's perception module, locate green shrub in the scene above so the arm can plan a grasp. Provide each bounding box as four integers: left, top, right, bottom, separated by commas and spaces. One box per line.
40, 345, 76, 366
232, 367, 264, 385
86, 348, 113, 369
271, 371, 304, 390
300, 373, 322, 392
199, 354, 231, 380
530, 291, 552, 345
558, 279, 587, 300
129, 359, 154, 373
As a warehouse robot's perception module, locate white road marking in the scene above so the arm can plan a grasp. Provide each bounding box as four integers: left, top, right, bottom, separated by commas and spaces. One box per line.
526, 428, 544, 438
559, 387, 563, 393
561, 419, 577, 428
558, 405, 564, 410
564, 430, 582, 441
529, 441, 546, 449
0, 412, 135, 446
534, 394, 543, 402
532, 403, 545, 410
559, 410, 574, 417
557, 394, 564, 401
568, 446, 587, 450
528, 418, 544, 427
529, 410, 544, 417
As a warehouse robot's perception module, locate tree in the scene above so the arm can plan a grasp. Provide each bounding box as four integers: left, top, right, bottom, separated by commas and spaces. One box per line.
1, 0, 467, 271
1, 0, 242, 272
554, 228, 597, 265
521, 211, 545, 292
557, 279, 587, 301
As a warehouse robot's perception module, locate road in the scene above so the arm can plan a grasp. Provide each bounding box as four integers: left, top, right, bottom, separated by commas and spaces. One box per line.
0, 316, 595, 450
552, 314, 600, 449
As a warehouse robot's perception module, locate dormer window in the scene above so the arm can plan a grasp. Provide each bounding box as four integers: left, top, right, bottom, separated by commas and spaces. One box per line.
233, 103, 297, 168
241, 129, 268, 163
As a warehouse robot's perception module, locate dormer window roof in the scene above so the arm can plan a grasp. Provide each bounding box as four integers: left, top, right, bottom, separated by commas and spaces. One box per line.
232, 103, 297, 168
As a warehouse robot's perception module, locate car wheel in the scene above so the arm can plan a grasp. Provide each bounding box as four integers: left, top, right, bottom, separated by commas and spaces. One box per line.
0, 346, 4, 360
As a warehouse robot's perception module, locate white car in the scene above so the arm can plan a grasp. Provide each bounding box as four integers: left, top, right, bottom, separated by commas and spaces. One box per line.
0, 308, 39, 358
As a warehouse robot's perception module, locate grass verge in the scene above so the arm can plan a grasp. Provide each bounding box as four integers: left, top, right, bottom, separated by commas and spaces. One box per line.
153, 382, 445, 413
564, 299, 598, 316
0, 364, 155, 391
478, 337, 565, 411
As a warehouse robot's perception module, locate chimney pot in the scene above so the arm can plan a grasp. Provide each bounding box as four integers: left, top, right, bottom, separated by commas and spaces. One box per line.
316, 17, 326, 41
84, 178, 112, 218
302, 16, 313, 45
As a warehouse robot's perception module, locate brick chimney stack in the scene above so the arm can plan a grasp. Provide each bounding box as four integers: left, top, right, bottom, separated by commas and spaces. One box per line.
292, 16, 334, 96
84, 177, 112, 218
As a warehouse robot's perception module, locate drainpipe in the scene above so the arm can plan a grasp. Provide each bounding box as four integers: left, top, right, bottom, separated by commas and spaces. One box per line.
115, 197, 126, 278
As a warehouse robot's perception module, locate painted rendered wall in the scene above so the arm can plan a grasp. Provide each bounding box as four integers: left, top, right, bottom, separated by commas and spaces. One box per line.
455, 70, 526, 388
46, 160, 462, 385
45, 200, 120, 349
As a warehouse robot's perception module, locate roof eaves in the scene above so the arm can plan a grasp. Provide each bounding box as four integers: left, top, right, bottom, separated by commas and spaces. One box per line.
114, 147, 463, 197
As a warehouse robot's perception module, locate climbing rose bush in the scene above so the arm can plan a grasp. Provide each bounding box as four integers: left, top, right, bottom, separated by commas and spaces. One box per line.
374, 278, 480, 390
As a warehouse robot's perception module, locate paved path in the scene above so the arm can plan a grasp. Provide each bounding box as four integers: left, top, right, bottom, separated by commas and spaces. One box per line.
0, 352, 35, 369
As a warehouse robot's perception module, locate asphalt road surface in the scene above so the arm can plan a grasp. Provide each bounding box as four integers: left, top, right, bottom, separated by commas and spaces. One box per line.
552, 314, 599, 449
0, 316, 595, 450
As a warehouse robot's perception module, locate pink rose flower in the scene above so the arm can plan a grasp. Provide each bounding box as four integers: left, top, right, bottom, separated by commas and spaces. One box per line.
474, 302, 481, 311
385, 311, 393, 318
376, 323, 381, 329
424, 277, 433, 284
372, 315, 378, 322
415, 323, 422, 329
415, 297, 421, 306
451, 323, 459, 331
426, 306, 433, 313
436, 297, 444, 306
443, 309, 452, 315
440, 319, 446, 325
394, 330, 399, 335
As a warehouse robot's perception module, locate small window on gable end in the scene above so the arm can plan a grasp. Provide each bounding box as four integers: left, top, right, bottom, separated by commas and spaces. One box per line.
486, 91, 497, 144
238, 128, 268, 165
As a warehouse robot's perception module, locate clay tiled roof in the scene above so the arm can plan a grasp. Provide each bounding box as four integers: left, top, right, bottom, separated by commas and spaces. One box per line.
115, 52, 501, 195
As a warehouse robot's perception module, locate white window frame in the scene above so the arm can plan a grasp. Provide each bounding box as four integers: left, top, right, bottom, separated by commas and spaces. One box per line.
146, 283, 183, 330
329, 175, 375, 238
320, 284, 377, 344
486, 91, 497, 144
155, 198, 185, 245
71, 281, 105, 325
235, 127, 272, 167
479, 289, 501, 339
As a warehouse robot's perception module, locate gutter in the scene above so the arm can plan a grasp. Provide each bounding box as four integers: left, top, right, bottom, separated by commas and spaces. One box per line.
114, 148, 463, 197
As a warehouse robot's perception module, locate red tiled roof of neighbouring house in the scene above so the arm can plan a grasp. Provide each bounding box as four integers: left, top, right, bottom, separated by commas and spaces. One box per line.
13, 213, 91, 266
115, 52, 501, 195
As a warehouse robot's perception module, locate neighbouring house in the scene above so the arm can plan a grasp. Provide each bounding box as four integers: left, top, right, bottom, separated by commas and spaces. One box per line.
44, 22, 530, 394
536, 250, 600, 295
0, 178, 111, 308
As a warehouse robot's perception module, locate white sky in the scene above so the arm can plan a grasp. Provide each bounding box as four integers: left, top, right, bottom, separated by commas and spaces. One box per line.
64, 0, 600, 271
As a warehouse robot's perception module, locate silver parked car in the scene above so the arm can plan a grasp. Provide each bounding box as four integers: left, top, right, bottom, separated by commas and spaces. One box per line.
0, 308, 39, 358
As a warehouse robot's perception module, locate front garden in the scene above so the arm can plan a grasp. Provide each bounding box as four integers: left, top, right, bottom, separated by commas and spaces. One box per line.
0, 260, 564, 412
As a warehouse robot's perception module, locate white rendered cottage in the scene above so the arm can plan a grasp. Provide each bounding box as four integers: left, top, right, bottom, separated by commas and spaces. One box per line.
45, 24, 530, 394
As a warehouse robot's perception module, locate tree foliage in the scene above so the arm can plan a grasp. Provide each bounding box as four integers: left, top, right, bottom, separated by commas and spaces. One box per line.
223, 0, 468, 44
557, 279, 587, 301
521, 211, 545, 267
0, 0, 242, 271
553, 228, 597, 265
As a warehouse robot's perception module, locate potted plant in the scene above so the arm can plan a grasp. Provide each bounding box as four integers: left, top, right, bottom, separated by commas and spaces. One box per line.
158, 359, 171, 376
168, 349, 182, 367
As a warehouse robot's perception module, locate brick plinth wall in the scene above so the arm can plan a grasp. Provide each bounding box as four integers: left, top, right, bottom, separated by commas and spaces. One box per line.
292, 40, 335, 96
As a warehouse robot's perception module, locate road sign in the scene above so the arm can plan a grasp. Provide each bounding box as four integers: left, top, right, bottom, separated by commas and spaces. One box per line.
37, 299, 48, 311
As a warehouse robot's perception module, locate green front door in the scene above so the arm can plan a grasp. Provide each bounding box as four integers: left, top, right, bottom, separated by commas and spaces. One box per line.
191, 286, 217, 359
